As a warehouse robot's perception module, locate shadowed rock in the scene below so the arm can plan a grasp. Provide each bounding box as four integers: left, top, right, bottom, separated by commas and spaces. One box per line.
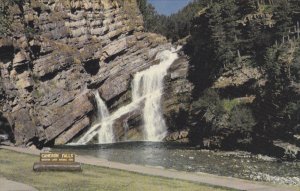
0, 0, 193, 146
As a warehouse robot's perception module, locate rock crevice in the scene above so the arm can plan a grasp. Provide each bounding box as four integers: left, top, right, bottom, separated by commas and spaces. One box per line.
0, 0, 193, 146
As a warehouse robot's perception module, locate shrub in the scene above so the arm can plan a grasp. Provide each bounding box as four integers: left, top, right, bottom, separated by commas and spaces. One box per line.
222, 99, 240, 112
229, 105, 256, 134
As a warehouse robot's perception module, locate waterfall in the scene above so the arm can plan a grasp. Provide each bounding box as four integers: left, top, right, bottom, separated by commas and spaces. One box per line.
77, 91, 114, 144
132, 49, 178, 141
123, 121, 129, 141
76, 48, 179, 144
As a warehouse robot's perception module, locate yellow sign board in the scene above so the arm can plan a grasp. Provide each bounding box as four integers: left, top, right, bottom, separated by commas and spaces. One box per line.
40, 153, 75, 162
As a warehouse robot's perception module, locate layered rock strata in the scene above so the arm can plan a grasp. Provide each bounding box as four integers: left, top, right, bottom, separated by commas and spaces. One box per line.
0, 0, 193, 146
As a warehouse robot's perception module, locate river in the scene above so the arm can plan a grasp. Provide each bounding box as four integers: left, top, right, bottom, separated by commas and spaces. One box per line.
52, 141, 300, 186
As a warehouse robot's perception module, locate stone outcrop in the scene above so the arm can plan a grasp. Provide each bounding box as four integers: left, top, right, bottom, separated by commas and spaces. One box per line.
0, 0, 193, 146
213, 66, 265, 89
164, 130, 189, 143
273, 141, 300, 160
163, 55, 193, 139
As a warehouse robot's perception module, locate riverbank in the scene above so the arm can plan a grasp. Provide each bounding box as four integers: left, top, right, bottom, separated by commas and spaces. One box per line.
1, 145, 298, 191
53, 142, 300, 186
0, 148, 228, 191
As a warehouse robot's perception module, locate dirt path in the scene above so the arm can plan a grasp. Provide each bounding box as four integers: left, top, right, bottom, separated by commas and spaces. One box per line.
0, 177, 38, 191
0, 145, 296, 191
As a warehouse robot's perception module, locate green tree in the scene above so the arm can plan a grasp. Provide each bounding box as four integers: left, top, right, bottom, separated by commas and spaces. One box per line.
255, 43, 300, 139
205, 0, 241, 69
229, 105, 256, 134
137, 0, 161, 33
137, 0, 205, 42
237, 0, 257, 15
272, 0, 292, 39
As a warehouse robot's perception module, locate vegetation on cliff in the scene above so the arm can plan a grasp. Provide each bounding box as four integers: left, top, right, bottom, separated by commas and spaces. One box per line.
0, 0, 298, 159
139, 0, 300, 156
186, 0, 300, 152
137, 0, 207, 42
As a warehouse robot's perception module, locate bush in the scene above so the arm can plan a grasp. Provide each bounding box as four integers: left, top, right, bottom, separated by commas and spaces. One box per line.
191, 88, 257, 138
229, 105, 256, 134
191, 89, 228, 135
222, 99, 240, 112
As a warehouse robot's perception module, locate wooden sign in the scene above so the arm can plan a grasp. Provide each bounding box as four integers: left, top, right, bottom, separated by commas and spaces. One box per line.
40, 153, 75, 162
34, 152, 81, 172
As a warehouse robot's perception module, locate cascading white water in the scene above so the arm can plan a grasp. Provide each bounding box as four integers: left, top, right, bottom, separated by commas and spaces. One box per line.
132, 49, 178, 141
76, 48, 179, 144
77, 91, 114, 144
123, 121, 129, 140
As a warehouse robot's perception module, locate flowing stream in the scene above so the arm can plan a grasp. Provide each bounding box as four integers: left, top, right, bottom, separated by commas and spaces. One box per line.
77, 91, 114, 144
53, 142, 300, 186
76, 48, 178, 144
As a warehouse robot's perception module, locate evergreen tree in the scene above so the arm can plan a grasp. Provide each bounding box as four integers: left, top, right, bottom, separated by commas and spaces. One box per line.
137, 0, 205, 42
206, 0, 240, 69
237, 0, 257, 15
229, 105, 256, 134
256, 43, 300, 139
273, 0, 293, 40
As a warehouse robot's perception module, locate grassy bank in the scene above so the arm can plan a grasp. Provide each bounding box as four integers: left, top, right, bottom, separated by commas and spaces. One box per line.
0, 149, 232, 191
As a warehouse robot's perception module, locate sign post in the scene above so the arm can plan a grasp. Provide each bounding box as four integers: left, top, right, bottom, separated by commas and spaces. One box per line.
33, 152, 81, 172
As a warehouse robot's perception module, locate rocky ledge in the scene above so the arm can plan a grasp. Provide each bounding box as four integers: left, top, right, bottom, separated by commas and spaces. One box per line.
0, 0, 193, 146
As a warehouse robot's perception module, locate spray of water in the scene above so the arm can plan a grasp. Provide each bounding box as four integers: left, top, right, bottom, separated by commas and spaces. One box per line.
76, 48, 179, 144
77, 91, 114, 144
132, 49, 178, 140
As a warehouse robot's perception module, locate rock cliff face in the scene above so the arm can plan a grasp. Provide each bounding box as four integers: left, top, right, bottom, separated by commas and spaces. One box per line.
0, 0, 192, 146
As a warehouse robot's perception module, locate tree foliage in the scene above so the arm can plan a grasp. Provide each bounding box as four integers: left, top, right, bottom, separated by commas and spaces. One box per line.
137, 0, 300, 147
229, 105, 256, 134
256, 43, 300, 139
137, 0, 204, 42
